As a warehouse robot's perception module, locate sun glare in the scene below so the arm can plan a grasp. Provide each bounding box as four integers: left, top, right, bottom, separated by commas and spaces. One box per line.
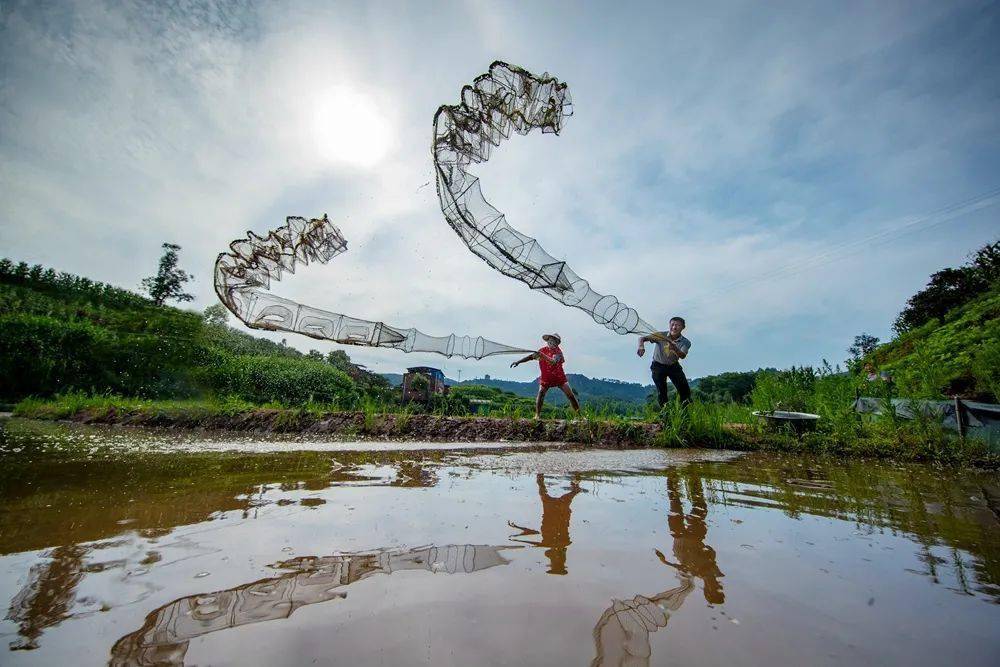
310, 87, 392, 168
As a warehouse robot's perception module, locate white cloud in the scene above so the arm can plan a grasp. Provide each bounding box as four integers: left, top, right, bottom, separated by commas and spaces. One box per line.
2, 0, 997, 384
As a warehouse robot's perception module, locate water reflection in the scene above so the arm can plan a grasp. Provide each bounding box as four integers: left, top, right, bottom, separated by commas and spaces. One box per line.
588, 469, 725, 666
508, 474, 583, 575
662, 472, 724, 604
591, 573, 694, 667
708, 456, 1000, 602
109, 544, 517, 666
2, 418, 1000, 664
6, 545, 90, 651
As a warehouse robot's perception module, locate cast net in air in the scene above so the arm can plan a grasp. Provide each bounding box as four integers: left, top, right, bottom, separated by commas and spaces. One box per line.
433, 61, 654, 336
214, 215, 530, 359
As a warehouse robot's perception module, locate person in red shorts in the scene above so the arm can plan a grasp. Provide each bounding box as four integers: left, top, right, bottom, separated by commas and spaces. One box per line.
510, 333, 581, 419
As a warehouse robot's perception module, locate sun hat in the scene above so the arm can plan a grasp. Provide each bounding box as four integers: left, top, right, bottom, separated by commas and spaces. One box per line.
542, 333, 561, 345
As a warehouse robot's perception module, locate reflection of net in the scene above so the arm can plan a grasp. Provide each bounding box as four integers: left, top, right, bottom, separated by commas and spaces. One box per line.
214, 215, 531, 359
110, 544, 515, 666
590, 577, 693, 667
434, 61, 653, 336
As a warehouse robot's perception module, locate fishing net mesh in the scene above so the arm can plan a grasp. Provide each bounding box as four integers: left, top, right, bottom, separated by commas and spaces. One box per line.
214, 61, 651, 360
434, 61, 652, 336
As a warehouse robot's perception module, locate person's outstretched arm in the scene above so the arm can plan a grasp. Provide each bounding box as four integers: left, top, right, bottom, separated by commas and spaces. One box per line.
638, 334, 653, 356
511, 352, 538, 368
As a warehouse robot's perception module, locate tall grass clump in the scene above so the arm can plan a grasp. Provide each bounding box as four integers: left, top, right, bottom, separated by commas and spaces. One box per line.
654, 401, 745, 447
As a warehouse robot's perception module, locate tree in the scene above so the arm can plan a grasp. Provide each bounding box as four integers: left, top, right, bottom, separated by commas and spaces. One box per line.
693, 370, 759, 403
410, 373, 430, 393
848, 333, 880, 364
203, 303, 229, 327
141, 243, 193, 306
326, 349, 353, 372
893, 239, 999, 333
306, 349, 325, 362
970, 239, 1000, 284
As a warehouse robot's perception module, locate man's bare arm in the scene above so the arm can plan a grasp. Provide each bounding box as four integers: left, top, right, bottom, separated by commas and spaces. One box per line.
511, 352, 538, 368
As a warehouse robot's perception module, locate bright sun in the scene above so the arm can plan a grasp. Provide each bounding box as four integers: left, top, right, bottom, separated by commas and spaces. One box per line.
310, 87, 392, 168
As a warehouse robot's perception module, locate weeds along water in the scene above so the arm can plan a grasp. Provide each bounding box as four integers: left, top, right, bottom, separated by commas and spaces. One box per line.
10, 367, 999, 466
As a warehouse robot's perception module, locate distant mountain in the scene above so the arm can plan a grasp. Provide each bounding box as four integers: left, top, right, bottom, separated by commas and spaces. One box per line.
380, 372, 405, 386
381, 371, 657, 406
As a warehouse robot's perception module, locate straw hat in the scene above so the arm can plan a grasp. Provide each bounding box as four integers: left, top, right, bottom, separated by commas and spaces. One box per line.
542, 333, 561, 345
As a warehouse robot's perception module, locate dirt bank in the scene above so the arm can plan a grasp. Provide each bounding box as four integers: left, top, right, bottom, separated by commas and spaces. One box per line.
52, 407, 668, 447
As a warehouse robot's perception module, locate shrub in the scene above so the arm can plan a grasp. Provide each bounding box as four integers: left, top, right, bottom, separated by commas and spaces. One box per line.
0, 314, 111, 399
971, 338, 1000, 402
195, 350, 357, 405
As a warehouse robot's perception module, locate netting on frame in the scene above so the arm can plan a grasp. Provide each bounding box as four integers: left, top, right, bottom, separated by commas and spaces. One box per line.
433, 61, 653, 336
110, 544, 514, 665
214, 215, 530, 359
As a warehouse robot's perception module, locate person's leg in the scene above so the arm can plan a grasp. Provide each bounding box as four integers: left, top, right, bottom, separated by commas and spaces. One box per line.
665, 363, 692, 406
651, 362, 670, 407
559, 383, 580, 413
535, 386, 549, 419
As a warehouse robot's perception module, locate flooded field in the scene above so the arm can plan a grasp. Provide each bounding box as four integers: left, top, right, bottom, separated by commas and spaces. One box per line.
1, 418, 998, 666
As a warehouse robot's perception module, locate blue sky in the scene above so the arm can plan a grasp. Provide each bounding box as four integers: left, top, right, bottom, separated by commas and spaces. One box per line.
1, 0, 998, 384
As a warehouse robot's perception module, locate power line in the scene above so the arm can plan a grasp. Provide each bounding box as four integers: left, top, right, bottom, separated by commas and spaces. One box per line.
680, 187, 1000, 306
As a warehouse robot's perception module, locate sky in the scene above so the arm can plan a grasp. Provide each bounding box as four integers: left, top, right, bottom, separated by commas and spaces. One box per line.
1, 0, 998, 384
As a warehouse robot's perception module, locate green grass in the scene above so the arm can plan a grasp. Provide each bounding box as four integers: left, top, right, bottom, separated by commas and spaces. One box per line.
12, 387, 997, 467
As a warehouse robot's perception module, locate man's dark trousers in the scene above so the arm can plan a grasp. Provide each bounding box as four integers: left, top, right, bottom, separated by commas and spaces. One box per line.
651, 361, 691, 407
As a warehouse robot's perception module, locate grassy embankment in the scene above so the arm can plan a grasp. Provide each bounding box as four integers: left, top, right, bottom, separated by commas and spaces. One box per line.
12, 389, 998, 466
3, 256, 999, 465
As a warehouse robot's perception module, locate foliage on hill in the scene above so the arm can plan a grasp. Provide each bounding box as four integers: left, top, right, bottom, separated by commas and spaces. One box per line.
894, 240, 999, 334
448, 384, 564, 418
692, 370, 767, 403
872, 286, 1000, 400
0, 258, 386, 404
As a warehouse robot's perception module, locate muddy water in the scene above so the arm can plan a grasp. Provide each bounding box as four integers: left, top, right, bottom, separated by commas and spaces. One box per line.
1, 419, 998, 666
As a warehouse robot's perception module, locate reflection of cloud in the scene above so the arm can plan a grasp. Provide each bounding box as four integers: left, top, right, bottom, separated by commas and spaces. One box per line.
109, 543, 517, 666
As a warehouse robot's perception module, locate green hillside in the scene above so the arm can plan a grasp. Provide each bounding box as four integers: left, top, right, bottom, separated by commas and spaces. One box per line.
0, 259, 388, 405
872, 286, 999, 401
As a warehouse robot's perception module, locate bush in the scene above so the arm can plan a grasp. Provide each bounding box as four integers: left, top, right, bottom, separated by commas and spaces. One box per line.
971, 338, 1000, 402
195, 350, 357, 405
0, 313, 205, 400
750, 367, 818, 413
0, 315, 110, 399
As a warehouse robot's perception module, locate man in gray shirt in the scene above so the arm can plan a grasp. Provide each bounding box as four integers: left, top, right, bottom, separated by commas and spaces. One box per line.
637, 316, 692, 407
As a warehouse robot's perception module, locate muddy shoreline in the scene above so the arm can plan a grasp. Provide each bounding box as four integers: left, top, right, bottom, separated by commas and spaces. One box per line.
35, 407, 673, 448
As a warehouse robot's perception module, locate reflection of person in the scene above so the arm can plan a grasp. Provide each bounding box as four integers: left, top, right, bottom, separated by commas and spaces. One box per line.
637, 317, 692, 407
508, 474, 582, 575
510, 333, 581, 419
590, 573, 694, 667
661, 473, 724, 604
6, 544, 89, 651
